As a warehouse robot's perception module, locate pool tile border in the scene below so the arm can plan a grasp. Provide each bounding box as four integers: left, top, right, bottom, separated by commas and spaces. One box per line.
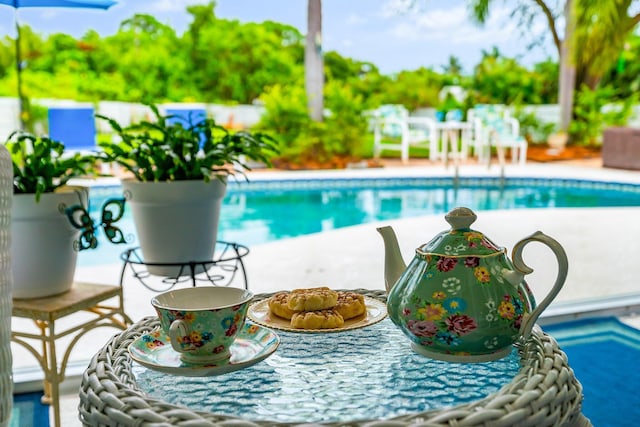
224, 176, 640, 195
85, 176, 640, 197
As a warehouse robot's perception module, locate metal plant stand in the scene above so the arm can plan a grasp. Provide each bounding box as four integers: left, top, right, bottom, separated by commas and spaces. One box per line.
119, 241, 250, 292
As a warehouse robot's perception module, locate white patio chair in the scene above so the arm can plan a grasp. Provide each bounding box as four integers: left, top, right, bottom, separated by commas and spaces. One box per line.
469, 104, 527, 165
372, 104, 438, 163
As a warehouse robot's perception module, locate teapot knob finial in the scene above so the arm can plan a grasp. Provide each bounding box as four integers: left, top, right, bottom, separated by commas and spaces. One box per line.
445, 207, 477, 230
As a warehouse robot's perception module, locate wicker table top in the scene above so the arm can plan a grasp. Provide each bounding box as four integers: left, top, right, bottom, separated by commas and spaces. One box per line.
78, 289, 592, 427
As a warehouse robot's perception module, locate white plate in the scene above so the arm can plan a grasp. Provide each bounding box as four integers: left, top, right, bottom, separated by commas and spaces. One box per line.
248, 295, 387, 333
128, 322, 279, 377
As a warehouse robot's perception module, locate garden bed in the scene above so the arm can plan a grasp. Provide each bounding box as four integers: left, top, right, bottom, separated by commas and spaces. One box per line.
526, 145, 601, 163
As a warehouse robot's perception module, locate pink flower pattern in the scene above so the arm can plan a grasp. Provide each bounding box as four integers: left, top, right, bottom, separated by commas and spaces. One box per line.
445, 314, 477, 335
407, 320, 438, 337
464, 257, 480, 268
436, 257, 457, 272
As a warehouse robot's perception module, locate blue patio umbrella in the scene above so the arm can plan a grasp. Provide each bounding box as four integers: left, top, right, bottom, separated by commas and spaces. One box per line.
0, 0, 117, 128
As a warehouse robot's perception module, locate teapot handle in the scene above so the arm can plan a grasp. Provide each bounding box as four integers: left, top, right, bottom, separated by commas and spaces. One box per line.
512, 231, 568, 339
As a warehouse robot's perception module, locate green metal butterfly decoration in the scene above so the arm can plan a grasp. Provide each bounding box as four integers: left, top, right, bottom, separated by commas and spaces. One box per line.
65, 198, 128, 251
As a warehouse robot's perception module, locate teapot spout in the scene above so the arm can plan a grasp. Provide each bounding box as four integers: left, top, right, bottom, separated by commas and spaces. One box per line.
377, 226, 407, 294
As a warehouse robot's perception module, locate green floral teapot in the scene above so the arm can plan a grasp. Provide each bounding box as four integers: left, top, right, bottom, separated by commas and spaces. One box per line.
378, 207, 568, 363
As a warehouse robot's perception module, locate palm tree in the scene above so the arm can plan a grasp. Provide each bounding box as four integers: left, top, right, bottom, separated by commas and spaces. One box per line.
442, 55, 464, 75
305, 0, 324, 122
573, 0, 640, 89
558, 0, 576, 134
469, 0, 640, 135
469, 0, 576, 133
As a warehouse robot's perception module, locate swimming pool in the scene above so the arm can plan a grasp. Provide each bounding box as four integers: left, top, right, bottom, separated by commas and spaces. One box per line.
77, 176, 640, 266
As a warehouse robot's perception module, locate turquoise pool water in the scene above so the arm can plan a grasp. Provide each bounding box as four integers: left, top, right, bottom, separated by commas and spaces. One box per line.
77, 177, 640, 266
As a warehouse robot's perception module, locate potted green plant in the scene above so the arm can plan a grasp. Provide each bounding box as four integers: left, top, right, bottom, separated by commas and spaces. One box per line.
97, 104, 278, 276
6, 131, 96, 298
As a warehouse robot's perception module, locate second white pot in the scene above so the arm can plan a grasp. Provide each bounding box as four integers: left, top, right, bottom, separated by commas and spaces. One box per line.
122, 179, 227, 277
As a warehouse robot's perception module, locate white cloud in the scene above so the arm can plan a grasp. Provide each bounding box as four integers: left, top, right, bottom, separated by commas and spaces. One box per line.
20, 8, 102, 24
346, 13, 366, 26
388, 4, 519, 46
144, 0, 202, 13
39, 10, 61, 20
380, 0, 416, 18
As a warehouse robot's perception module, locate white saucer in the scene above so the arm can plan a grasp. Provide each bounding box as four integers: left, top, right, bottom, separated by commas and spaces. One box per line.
128, 322, 280, 377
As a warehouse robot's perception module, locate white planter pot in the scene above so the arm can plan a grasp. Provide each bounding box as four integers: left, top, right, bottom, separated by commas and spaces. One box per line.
122, 179, 227, 277
11, 187, 87, 299
548, 133, 568, 152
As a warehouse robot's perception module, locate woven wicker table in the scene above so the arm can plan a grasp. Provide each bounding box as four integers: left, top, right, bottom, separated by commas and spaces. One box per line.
79, 289, 592, 427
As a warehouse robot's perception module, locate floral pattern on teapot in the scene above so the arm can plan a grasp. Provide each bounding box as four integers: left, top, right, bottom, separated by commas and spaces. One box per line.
394, 252, 534, 356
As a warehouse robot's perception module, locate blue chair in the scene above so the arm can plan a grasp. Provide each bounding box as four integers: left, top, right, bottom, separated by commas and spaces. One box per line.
445, 109, 464, 122
165, 108, 208, 145
435, 109, 463, 122
165, 108, 207, 128
48, 107, 97, 152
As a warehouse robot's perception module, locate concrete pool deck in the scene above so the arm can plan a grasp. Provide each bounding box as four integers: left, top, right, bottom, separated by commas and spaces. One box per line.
12, 158, 640, 426
74, 159, 640, 312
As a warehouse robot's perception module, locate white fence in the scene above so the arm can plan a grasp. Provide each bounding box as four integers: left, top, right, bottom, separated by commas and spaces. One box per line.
2, 97, 640, 143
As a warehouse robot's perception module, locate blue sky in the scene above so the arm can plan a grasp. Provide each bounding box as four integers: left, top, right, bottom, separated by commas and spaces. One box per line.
0, 0, 556, 74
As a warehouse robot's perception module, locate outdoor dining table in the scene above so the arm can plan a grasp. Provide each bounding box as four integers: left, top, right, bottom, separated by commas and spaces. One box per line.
78, 289, 591, 427
433, 121, 474, 168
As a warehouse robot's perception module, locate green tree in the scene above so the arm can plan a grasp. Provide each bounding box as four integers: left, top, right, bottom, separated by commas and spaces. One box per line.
0, 35, 14, 79
469, 0, 640, 136
468, 0, 576, 132
324, 53, 390, 110
257, 80, 368, 166
573, 0, 640, 89
381, 67, 444, 110
105, 14, 185, 103
599, 33, 640, 98
569, 84, 636, 146
186, 2, 303, 104
442, 55, 464, 76
470, 47, 555, 105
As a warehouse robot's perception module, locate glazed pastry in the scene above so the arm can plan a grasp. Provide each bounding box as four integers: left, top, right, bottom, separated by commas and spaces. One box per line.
267, 292, 295, 319
287, 287, 339, 312
335, 291, 366, 320
290, 309, 344, 329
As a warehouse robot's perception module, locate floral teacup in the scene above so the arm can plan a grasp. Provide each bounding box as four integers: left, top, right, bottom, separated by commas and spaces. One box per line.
152, 287, 253, 364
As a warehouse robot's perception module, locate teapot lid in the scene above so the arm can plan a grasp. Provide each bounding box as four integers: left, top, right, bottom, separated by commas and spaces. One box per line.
417, 207, 503, 257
